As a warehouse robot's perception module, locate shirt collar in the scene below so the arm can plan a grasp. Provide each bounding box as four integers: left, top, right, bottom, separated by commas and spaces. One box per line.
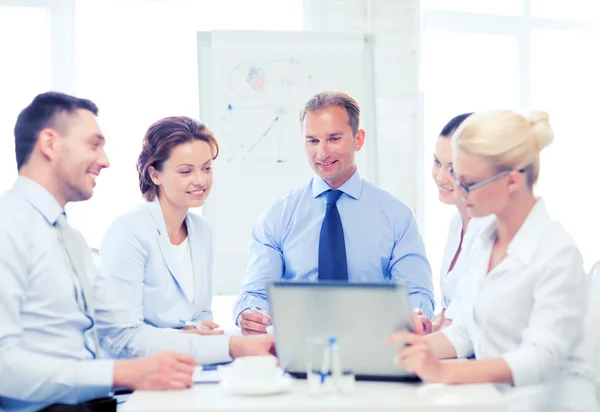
11, 176, 64, 225
311, 168, 363, 200
506, 198, 551, 265
146, 198, 168, 235
476, 198, 551, 266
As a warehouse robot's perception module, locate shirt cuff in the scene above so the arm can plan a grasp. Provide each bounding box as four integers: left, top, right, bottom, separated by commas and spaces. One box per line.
233, 306, 249, 327
502, 348, 538, 387
76, 359, 114, 403
441, 325, 473, 359
408, 294, 434, 319
234, 296, 271, 326
192, 335, 233, 365
194, 311, 213, 322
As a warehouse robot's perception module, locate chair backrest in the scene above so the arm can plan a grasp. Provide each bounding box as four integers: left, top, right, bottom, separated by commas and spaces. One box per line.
583, 261, 600, 401
90, 247, 102, 276
88, 247, 109, 359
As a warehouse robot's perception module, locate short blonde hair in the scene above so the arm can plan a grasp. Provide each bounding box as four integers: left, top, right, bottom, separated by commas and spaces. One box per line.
451, 110, 554, 187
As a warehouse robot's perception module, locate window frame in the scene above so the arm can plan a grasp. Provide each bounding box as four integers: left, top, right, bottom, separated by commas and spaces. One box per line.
418, 0, 600, 295
0, 0, 76, 93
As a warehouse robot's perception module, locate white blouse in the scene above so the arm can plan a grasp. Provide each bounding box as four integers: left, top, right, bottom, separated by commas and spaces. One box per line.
172, 237, 195, 305
442, 199, 597, 412
440, 212, 494, 315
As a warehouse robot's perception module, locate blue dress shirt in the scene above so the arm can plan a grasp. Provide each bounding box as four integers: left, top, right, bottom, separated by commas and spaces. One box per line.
233, 169, 434, 321
0, 177, 232, 412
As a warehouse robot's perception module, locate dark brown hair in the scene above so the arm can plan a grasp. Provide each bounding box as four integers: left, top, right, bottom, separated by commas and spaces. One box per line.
299, 91, 360, 134
14, 91, 98, 170
137, 116, 219, 201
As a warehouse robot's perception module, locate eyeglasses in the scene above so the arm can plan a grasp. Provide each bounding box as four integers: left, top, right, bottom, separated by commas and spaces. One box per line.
448, 166, 516, 194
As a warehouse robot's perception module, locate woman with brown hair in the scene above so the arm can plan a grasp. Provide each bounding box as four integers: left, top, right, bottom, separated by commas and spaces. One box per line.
100, 116, 222, 334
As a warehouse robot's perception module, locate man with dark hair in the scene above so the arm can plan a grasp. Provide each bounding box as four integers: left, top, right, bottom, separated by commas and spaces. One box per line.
235, 91, 434, 335
14, 92, 99, 170
0, 92, 274, 412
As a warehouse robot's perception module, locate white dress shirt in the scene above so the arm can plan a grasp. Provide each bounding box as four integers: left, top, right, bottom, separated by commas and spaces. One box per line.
172, 237, 195, 304
440, 213, 494, 318
0, 177, 232, 412
442, 199, 598, 412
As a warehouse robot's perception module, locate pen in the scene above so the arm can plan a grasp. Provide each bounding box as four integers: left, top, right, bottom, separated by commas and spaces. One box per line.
319, 337, 335, 384
179, 319, 210, 330
248, 304, 272, 325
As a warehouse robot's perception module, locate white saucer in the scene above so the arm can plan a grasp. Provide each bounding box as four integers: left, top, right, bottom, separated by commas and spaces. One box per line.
221, 374, 293, 396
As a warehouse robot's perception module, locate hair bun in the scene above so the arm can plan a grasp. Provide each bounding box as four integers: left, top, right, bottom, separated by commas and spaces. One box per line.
528, 110, 554, 151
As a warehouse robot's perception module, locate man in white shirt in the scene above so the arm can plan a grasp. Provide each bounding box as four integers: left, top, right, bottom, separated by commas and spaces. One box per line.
0, 92, 275, 412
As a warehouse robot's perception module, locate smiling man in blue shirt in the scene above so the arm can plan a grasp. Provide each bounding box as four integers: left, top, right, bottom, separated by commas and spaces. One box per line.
235, 91, 434, 335
0, 92, 275, 412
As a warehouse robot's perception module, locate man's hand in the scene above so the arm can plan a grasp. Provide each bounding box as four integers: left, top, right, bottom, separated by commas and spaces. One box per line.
113, 352, 196, 390
229, 334, 276, 358
411, 308, 433, 335
238, 308, 271, 335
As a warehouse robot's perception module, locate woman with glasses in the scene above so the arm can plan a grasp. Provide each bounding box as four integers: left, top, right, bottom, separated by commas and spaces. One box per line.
413, 113, 493, 334
390, 110, 596, 412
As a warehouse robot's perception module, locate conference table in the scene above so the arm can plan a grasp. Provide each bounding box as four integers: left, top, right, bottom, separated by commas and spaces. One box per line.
120, 379, 508, 412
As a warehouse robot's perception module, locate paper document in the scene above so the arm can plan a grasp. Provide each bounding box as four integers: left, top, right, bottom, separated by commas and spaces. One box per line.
193, 367, 223, 383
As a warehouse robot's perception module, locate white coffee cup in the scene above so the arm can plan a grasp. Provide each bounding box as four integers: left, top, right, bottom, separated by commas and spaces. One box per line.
225, 356, 281, 386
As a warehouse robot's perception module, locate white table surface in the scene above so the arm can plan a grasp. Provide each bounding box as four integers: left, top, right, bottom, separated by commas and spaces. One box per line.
120, 379, 507, 412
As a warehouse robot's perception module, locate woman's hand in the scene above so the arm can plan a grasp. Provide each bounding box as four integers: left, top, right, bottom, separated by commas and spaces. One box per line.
181, 320, 224, 335
387, 331, 449, 383
431, 308, 453, 332
411, 308, 433, 335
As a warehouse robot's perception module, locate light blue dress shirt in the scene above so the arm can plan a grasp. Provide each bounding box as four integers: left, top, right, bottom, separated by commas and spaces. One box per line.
233, 169, 434, 321
0, 177, 232, 412
100, 200, 214, 329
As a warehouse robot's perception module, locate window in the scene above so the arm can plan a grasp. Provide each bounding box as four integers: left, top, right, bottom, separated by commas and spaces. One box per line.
422, 1, 600, 296
531, 29, 600, 269
69, 0, 303, 328
0, 5, 51, 193
69, 0, 303, 249
424, 0, 523, 17
422, 30, 519, 304
531, 0, 600, 22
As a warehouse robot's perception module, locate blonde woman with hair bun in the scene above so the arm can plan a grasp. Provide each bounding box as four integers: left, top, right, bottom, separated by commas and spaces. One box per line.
389, 110, 597, 412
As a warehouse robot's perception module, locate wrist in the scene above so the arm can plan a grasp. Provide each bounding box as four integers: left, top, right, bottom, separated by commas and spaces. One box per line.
437, 361, 455, 384
237, 307, 251, 326
229, 336, 242, 358
431, 316, 443, 332
113, 359, 136, 389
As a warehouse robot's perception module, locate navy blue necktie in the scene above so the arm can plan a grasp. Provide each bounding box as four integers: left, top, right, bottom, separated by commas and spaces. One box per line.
318, 190, 348, 281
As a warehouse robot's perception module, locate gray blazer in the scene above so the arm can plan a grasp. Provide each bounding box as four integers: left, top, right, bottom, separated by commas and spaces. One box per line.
100, 200, 213, 328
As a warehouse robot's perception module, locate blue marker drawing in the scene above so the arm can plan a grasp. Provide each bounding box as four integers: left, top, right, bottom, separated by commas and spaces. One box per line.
226, 144, 246, 162
247, 116, 280, 152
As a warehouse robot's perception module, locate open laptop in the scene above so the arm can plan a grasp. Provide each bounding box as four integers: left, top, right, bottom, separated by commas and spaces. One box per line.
267, 281, 419, 381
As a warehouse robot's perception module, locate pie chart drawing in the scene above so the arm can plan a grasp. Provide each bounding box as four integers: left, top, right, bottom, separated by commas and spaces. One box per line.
229, 63, 266, 98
